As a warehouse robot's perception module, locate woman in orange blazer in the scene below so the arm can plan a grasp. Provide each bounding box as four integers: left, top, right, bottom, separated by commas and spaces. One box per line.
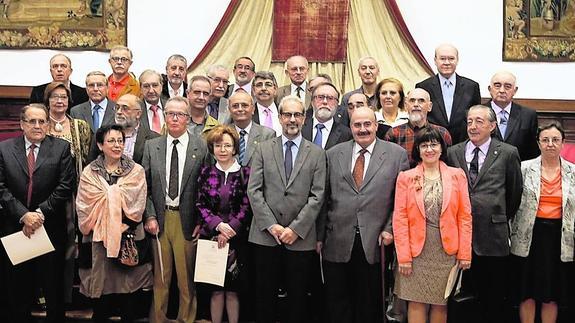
392, 126, 472, 323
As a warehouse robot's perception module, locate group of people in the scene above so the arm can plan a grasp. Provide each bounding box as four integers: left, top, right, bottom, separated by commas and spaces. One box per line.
0, 42, 572, 323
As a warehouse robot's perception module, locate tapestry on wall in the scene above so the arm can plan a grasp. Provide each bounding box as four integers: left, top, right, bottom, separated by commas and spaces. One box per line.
504, 0, 575, 61
0, 0, 126, 51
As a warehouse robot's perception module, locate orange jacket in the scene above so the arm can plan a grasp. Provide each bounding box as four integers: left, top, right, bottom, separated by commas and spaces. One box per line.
393, 161, 472, 265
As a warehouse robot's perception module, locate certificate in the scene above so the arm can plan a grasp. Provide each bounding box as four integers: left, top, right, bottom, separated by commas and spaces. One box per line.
444, 263, 460, 299
194, 239, 230, 287
0, 225, 55, 265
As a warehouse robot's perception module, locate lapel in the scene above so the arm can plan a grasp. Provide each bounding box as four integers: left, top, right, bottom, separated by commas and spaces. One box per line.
561, 158, 573, 212
101, 100, 116, 127
325, 122, 341, 149
272, 137, 288, 187
154, 136, 168, 192
451, 75, 463, 118
252, 110, 260, 124
337, 141, 356, 192
524, 157, 542, 202
244, 125, 260, 166
180, 133, 200, 193
431, 75, 448, 124
287, 139, 311, 188
35, 136, 53, 171
413, 165, 426, 217
454, 142, 471, 186
12, 136, 29, 176
474, 139, 501, 187
361, 139, 386, 190
301, 114, 313, 141
504, 102, 521, 140
133, 127, 146, 163
439, 162, 453, 215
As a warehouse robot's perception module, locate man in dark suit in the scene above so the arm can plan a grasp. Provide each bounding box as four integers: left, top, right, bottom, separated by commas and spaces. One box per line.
447, 105, 522, 323
70, 71, 116, 133
139, 69, 168, 134
229, 91, 275, 166
248, 95, 327, 323
206, 65, 232, 124
226, 56, 256, 97
319, 107, 409, 323
252, 71, 282, 136
487, 71, 539, 161
275, 55, 312, 108
302, 82, 352, 150
416, 44, 481, 144
162, 54, 188, 99
0, 104, 75, 323
29, 54, 89, 108
143, 96, 209, 323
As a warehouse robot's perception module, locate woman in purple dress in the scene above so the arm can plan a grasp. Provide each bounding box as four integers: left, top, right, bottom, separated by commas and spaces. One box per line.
196, 125, 250, 323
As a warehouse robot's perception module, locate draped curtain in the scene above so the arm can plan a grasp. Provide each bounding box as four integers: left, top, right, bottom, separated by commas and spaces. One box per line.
188, 0, 432, 94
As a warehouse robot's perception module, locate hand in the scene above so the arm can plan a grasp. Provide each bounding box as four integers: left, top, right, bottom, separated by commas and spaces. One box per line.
279, 227, 298, 245
268, 224, 284, 238
192, 224, 201, 238
458, 260, 471, 270
22, 212, 43, 230
315, 241, 323, 255
22, 224, 36, 238
217, 222, 237, 240
144, 218, 159, 235
398, 263, 412, 276
217, 234, 229, 249
379, 231, 393, 246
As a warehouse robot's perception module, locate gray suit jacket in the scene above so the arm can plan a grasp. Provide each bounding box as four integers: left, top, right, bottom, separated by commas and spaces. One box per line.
70, 100, 116, 133
447, 138, 523, 256
275, 84, 311, 108
320, 139, 409, 264
510, 156, 575, 261
239, 123, 276, 167
247, 136, 327, 251
142, 132, 209, 240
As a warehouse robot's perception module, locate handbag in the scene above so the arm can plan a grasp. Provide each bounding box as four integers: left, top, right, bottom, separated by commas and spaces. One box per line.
117, 229, 139, 267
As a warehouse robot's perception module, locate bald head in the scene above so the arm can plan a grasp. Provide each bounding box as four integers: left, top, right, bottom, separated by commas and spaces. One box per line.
285, 55, 309, 86
488, 71, 518, 108
405, 88, 432, 126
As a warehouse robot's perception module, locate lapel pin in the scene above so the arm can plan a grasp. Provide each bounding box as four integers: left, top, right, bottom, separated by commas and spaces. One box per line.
192, 154, 196, 159
494, 151, 498, 155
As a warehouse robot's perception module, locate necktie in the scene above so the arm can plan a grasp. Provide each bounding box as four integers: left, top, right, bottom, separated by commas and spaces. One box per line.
499, 110, 508, 139
296, 87, 303, 99
150, 105, 161, 133
92, 104, 101, 130
469, 147, 480, 186
209, 102, 219, 120
27, 144, 36, 207
313, 123, 325, 147
284, 140, 295, 180
353, 149, 367, 189
168, 139, 179, 200
443, 81, 454, 121
264, 107, 273, 129
238, 129, 247, 164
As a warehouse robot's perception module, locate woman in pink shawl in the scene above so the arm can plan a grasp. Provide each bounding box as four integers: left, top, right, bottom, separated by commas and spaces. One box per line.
76, 124, 152, 323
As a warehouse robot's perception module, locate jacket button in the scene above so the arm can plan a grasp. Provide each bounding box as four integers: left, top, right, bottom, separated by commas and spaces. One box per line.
284, 192, 288, 196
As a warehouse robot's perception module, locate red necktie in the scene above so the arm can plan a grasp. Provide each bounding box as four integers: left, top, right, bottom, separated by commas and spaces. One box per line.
27, 144, 36, 207
150, 105, 161, 133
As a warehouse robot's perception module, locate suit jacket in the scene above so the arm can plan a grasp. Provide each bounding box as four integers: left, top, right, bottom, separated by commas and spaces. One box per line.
301, 115, 353, 150
70, 100, 116, 133
510, 156, 575, 261
139, 97, 168, 132
489, 101, 540, 161
247, 136, 327, 251
275, 84, 311, 108
320, 139, 409, 264
447, 138, 523, 256
393, 162, 472, 265
0, 136, 75, 246
161, 74, 187, 98
30, 81, 89, 107
239, 122, 276, 167
142, 132, 209, 240
210, 97, 232, 125
416, 74, 481, 144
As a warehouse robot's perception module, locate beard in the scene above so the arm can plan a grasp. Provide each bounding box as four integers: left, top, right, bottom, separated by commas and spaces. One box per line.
409, 112, 423, 124
315, 107, 334, 121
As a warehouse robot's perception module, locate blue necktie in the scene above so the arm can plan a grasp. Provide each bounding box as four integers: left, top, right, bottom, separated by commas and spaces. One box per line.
443, 81, 454, 121
92, 104, 101, 130
499, 110, 508, 139
284, 141, 294, 180
313, 123, 325, 147
238, 129, 247, 164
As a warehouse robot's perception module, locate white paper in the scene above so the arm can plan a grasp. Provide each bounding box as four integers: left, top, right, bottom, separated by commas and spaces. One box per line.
194, 239, 230, 287
444, 263, 460, 299
1, 225, 55, 265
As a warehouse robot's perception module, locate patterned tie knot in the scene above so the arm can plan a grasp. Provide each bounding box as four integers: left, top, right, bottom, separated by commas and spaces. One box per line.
359, 148, 367, 155
30, 143, 36, 150
240, 129, 247, 137
444, 80, 452, 88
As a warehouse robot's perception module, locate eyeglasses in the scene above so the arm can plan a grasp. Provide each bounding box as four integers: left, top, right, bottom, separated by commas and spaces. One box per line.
280, 112, 305, 119
207, 76, 230, 86
49, 95, 69, 101
141, 82, 161, 90
314, 95, 338, 102
254, 81, 275, 89
214, 143, 234, 150
230, 103, 250, 110
234, 64, 253, 71
87, 82, 106, 89
115, 105, 140, 112
110, 56, 131, 63
419, 142, 441, 151
105, 138, 124, 145
165, 111, 190, 119
189, 90, 210, 97
288, 66, 307, 72
22, 119, 47, 126
539, 137, 562, 145
347, 101, 366, 110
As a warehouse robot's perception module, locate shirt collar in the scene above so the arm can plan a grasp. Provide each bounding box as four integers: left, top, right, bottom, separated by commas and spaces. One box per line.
146, 100, 163, 110
438, 73, 456, 87
235, 121, 253, 134
291, 82, 307, 93
24, 137, 41, 150
490, 101, 512, 114
215, 159, 241, 173
91, 98, 108, 109
282, 134, 303, 148
466, 137, 491, 155
167, 131, 189, 147
312, 116, 334, 133
353, 139, 375, 156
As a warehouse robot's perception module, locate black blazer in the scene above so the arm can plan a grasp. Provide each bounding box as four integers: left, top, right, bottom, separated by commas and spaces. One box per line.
0, 136, 75, 245
416, 74, 481, 144
487, 101, 540, 161
30, 82, 89, 109
301, 114, 352, 150
161, 74, 187, 99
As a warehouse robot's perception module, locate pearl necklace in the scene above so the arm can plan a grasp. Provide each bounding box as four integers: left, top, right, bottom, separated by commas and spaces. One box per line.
50, 115, 67, 132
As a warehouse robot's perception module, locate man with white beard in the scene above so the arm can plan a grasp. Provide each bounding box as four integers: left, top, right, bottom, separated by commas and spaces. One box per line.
302, 82, 352, 150
384, 88, 452, 168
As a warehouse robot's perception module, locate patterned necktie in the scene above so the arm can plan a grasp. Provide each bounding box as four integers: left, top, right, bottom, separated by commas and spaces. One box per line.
238, 129, 247, 164
209, 102, 219, 120
150, 105, 161, 133
469, 147, 480, 186
92, 104, 101, 130
264, 107, 273, 129
284, 140, 295, 180
27, 144, 36, 207
353, 149, 367, 189
168, 139, 179, 200
313, 123, 325, 147
499, 110, 508, 139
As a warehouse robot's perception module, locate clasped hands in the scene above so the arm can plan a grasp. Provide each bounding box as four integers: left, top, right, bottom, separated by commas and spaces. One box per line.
22, 212, 43, 238
268, 224, 297, 245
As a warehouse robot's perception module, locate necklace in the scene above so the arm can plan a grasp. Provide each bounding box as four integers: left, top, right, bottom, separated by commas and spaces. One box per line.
49, 115, 67, 132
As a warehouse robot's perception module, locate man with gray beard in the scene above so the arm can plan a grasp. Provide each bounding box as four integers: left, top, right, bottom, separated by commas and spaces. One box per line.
302, 82, 352, 150
384, 88, 452, 168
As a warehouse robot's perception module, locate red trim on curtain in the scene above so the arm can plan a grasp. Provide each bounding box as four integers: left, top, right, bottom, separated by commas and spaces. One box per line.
188, 0, 242, 71
384, 0, 433, 75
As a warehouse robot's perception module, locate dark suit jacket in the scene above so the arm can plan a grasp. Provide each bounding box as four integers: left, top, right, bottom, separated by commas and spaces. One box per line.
143, 132, 209, 240
488, 101, 540, 161
70, 99, 116, 133
161, 74, 187, 99
29, 82, 89, 108
0, 136, 75, 245
239, 123, 276, 167
301, 115, 352, 150
447, 138, 523, 256
416, 74, 481, 144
